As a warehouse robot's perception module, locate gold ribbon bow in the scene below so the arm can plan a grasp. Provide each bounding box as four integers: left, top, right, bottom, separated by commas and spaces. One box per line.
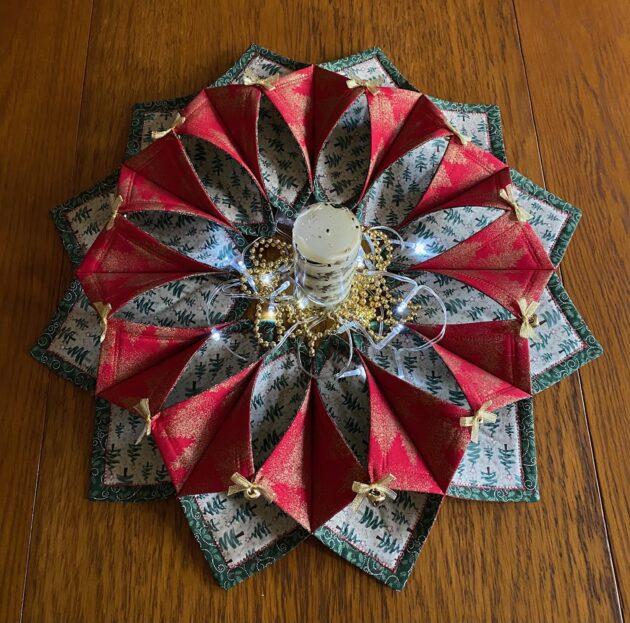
242, 68, 279, 91
444, 119, 471, 145
227, 472, 276, 503
133, 398, 154, 445
106, 194, 124, 230
93, 302, 112, 343
518, 298, 541, 342
499, 184, 531, 222
151, 112, 186, 140
351, 474, 397, 512
345, 74, 384, 95
460, 400, 497, 443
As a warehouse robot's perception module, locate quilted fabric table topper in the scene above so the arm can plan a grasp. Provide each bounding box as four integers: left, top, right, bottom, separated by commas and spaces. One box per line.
32, 44, 602, 591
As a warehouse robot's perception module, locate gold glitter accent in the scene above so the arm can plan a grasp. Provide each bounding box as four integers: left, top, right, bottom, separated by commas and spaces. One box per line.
241, 229, 420, 356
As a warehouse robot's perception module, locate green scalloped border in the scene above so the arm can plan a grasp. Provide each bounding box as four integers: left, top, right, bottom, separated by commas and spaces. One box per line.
30, 280, 96, 392
510, 169, 582, 266
447, 399, 539, 502
532, 273, 603, 393
180, 494, 310, 589
313, 493, 442, 591
89, 398, 175, 502
51, 172, 119, 267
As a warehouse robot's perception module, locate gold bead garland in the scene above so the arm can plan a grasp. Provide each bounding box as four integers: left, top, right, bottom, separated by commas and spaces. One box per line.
241, 229, 420, 357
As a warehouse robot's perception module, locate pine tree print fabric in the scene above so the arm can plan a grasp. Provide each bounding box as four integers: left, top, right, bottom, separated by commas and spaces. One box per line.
32, 45, 602, 590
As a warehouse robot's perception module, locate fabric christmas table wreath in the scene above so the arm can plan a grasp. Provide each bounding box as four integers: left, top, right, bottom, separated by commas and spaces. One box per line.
33, 45, 602, 591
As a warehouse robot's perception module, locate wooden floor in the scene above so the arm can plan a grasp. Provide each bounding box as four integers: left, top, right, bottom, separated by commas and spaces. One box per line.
1, 1, 628, 621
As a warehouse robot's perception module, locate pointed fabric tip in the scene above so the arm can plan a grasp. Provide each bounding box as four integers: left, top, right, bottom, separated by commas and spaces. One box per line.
177, 85, 267, 194
117, 132, 235, 229
410, 214, 554, 316
400, 139, 510, 225
261, 65, 362, 181
96, 319, 214, 414
152, 359, 262, 495
76, 216, 213, 313
406, 320, 532, 411
359, 94, 455, 201
255, 379, 366, 532
359, 354, 470, 494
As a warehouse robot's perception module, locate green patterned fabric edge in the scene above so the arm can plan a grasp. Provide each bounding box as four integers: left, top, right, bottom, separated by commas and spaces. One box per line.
89, 398, 175, 502
51, 172, 119, 267
180, 495, 310, 589
532, 273, 603, 393
314, 493, 442, 591
510, 169, 582, 266
30, 279, 96, 392
447, 399, 539, 502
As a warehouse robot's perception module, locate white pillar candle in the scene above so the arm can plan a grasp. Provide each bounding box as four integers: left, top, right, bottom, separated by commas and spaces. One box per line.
292, 203, 362, 306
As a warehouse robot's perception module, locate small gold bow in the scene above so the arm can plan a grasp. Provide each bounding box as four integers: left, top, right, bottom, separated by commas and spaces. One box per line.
227, 472, 275, 503
351, 474, 397, 512
444, 119, 471, 145
133, 398, 154, 445
518, 298, 541, 341
242, 69, 279, 91
345, 74, 384, 95
460, 400, 497, 443
93, 302, 112, 343
105, 194, 124, 230
499, 184, 531, 222
151, 112, 186, 140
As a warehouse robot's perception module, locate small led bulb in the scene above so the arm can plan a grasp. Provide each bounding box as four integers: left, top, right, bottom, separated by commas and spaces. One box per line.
396, 303, 407, 315
414, 241, 426, 255
210, 329, 221, 341
261, 273, 272, 285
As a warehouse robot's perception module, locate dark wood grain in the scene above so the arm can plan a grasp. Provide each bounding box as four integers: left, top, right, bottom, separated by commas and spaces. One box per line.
515, 0, 629, 616
0, 1, 92, 621
1, 0, 625, 621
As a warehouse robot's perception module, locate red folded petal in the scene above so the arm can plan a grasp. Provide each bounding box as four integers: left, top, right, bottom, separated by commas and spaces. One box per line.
256, 379, 366, 532
410, 214, 554, 314
178, 85, 266, 194
400, 165, 513, 228
407, 320, 532, 411
262, 65, 362, 181
97, 318, 217, 413
404, 140, 509, 220
117, 133, 234, 228
76, 217, 213, 311
153, 359, 262, 494
359, 354, 470, 494
361, 93, 453, 198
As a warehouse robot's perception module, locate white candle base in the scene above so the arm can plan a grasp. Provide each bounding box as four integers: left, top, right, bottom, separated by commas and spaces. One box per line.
292, 203, 362, 306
